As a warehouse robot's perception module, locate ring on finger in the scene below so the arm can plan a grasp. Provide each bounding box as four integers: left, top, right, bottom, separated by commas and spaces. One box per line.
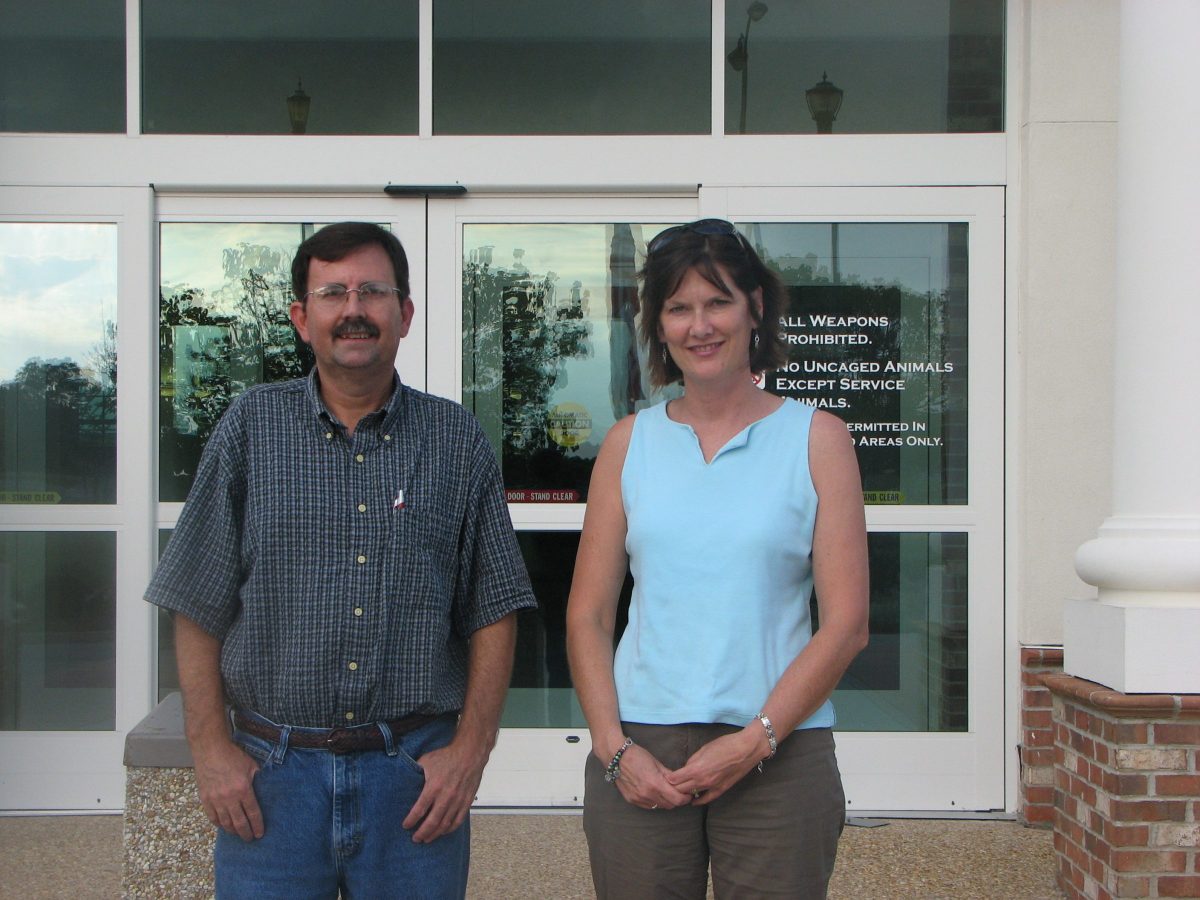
650, 803, 659, 809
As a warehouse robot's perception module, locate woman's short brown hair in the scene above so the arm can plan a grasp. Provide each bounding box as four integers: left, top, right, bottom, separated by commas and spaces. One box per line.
638, 220, 788, 388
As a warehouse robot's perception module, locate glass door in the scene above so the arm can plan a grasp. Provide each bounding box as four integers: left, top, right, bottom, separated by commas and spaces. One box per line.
428, 187, 1004, 811
0, 186, 152, 810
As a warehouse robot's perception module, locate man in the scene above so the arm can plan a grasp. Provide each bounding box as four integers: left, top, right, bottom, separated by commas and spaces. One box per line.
147, 222, 537, 898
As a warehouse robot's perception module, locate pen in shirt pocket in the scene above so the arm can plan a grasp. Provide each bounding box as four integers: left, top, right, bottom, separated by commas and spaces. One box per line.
392, 489, 405, 511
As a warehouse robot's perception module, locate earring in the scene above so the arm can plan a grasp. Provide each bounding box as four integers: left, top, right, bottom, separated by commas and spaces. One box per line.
661, 343, 670, 364
752, 329, 760, 349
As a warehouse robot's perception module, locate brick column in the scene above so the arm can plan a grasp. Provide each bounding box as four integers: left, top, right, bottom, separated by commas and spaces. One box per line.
1044, 673, 1200, 899
1021, 646, 1064, 827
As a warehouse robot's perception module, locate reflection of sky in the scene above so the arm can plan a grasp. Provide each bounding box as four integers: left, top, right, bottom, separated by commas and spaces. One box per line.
0, 223, 117, 382
753, 223, 948, 294
748, 224, 945, 294
161, 222, 310, 315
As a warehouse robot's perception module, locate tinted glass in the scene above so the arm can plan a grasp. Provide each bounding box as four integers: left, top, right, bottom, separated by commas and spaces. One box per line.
0, 531, 116, 730
462, 223, 681, 502
829, 531, 968, 731
435, 0, 710, 134
159, 223, 315, 501
142, 1, 418, 134
465, 221, 968, 507
503, 530, 966, 733
724, 0, 1004, 134
156, 530, 177, 702
752, 221, 969, 505
0, 223, 118, 504
0, 0, 125, 133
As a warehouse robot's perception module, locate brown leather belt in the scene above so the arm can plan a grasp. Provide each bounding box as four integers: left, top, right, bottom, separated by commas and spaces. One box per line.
232, 710, 449, 754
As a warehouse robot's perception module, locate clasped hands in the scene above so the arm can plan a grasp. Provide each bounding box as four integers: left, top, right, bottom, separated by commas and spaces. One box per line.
613, 728, 767, 811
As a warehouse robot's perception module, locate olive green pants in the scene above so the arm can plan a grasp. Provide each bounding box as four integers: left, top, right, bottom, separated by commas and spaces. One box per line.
583, 723, 845, 899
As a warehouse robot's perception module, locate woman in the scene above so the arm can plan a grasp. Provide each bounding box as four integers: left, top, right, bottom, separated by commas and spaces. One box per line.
566, 219, 869, 899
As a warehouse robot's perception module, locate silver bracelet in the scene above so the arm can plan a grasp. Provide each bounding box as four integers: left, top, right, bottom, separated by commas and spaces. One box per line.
604, 736, 633, 783
755, 713, 777, 773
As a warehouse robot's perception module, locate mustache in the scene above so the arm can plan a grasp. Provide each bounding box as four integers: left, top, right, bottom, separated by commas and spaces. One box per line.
333, 318, 380, 338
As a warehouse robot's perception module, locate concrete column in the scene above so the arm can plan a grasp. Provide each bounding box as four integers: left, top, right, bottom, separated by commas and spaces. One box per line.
1067, 0, 1200, 692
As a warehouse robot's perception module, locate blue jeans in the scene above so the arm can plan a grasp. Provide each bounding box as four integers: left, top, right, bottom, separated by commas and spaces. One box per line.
215, 711, 469, 900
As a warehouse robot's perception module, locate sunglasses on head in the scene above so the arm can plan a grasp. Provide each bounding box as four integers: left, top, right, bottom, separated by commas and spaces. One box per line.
647, 218, 753, 256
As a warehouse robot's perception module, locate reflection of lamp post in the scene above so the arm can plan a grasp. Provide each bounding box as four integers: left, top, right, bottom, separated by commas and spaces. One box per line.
286, 79, 311, 135
805, 71, 843, 134
727, 1, 768, 134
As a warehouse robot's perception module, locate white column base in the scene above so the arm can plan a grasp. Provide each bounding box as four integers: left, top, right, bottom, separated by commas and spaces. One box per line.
1064, 598, 1200, 693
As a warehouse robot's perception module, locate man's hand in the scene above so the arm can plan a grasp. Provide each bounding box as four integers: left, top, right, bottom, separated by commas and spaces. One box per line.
193, 738, 265, 842
402, 739, 487, 843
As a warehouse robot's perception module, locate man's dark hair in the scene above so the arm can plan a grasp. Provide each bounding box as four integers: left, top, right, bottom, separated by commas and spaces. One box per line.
291, 222, 410, 303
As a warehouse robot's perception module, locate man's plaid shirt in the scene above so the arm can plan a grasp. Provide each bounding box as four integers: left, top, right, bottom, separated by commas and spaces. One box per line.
147, 372, 536, 728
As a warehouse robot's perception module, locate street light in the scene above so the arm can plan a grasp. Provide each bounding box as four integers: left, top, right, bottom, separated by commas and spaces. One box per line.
805, 71, 843, 134
727, 1, 768, 134
286, 79, 311, 135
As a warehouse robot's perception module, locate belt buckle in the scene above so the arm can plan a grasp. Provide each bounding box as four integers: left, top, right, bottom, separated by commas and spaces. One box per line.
325, 728, 358, 754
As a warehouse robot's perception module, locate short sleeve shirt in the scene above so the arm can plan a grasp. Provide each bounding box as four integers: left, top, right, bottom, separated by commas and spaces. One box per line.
146, 373, 537, 727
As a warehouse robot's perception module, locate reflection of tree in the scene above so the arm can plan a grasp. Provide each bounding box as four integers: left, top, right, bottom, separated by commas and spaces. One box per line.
0, 355, 116, 502
462, 255, 592, 493
159, 242, 312, 500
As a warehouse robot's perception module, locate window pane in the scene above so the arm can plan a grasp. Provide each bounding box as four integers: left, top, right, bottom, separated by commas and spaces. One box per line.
0, 1, 124, 133
0, 223, 117, 504
142, 1, 418, 134
159, 223, 315, 501
156, 530, 177, 702
752, 222, 969, 505
435, 0, 710, 134
830, 532, 968, 732
504, 531, 630, 728
725, 0, 1004, 134
463, 223, 681, 502
0, 531, 116, 730
505, 530, 967, 733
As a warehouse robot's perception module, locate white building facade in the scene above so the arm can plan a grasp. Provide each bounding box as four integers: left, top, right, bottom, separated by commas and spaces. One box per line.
0, 0, 1151, 818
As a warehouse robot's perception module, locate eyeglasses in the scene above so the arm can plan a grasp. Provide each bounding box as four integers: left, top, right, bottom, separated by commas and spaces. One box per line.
305, 282, 401, 305
647, 218, 752, 256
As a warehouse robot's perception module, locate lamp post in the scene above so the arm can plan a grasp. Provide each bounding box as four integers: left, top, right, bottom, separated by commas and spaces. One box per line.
805, 71, 843, 134
727, 1, 768, 134
286, 79, 311, 135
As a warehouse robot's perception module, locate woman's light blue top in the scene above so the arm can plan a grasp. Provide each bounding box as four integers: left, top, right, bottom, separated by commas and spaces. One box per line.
615, 397, 834, 730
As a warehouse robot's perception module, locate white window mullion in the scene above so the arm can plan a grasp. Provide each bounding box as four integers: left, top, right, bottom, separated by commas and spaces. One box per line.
114, 186, 158, 732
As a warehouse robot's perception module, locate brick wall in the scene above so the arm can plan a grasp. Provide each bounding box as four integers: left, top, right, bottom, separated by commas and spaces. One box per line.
1021, 645, 1065, 827
1044, 673, 1200, 899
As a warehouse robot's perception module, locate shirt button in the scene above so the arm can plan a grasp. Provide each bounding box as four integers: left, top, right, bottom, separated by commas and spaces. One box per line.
348, 661, 358, 671
345, 711, 355, 721
354, 607, 363, 617
355, 453, 365, 463
356, 554, 366, 564
357, 503, 367, 513
325, 432, 333, 440
383, 435, 392, 442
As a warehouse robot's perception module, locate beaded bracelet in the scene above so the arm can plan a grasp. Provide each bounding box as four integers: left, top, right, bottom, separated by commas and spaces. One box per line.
755, 713, 778, 773
604, 736, 634, 783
